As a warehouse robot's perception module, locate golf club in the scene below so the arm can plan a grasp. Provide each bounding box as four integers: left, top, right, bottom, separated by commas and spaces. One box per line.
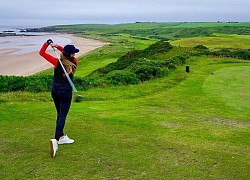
51, 45, 83, 102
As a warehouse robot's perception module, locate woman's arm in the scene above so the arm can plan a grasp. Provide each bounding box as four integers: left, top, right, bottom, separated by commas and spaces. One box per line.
39, 43, 59, 67
56, 44, 64, 52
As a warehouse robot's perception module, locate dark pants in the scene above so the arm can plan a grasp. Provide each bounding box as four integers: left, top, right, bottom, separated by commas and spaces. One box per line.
52, 86, 72, 141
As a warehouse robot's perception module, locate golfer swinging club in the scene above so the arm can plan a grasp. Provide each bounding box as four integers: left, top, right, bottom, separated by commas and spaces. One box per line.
39, 39, 79, 158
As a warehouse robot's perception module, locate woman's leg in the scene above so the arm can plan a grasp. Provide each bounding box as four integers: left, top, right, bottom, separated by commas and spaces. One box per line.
52, 87, 63, 134
52, 87, 60, 122
54, 89, 72, 141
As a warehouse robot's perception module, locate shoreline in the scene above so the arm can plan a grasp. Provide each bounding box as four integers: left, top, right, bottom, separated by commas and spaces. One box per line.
0, 34, 108, 76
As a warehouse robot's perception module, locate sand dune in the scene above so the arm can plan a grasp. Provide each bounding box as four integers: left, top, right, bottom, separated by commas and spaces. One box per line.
0, 34, 107, 76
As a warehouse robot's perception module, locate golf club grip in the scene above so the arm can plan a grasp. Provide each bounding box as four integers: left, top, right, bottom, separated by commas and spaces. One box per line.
52, 47, 78, 92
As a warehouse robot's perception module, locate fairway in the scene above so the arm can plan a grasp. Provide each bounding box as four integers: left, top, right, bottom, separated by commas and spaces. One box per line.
203, 66, 250, 111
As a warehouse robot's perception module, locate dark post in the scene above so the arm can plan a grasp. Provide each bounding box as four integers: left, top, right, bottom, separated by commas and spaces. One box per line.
186, 65, 190, 73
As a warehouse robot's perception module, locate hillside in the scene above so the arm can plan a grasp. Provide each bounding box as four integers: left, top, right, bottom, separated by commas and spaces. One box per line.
28, 22, 250, 41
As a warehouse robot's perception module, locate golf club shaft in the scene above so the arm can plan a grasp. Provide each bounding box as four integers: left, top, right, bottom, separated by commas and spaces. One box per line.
51, 46, 78, 93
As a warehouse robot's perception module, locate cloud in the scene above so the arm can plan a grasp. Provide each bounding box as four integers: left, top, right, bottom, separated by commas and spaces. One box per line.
0, 0, 249, 26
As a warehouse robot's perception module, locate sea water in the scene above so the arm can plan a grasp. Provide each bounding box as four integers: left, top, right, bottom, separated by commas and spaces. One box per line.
0, 26, 72, 55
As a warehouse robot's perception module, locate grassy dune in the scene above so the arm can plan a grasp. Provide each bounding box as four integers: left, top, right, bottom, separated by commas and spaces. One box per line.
1, 23, 250, 179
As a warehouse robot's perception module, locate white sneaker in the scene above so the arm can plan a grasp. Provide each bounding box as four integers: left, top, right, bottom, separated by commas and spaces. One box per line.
50, 139, 58, 158
58, 135, 74, 145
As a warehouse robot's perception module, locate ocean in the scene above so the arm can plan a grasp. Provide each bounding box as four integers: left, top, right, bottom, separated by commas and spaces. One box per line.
0, 25, 72, 55
0, 25, 40, 34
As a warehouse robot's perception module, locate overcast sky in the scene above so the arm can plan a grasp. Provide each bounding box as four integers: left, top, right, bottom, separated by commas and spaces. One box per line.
0, 0, 249, 27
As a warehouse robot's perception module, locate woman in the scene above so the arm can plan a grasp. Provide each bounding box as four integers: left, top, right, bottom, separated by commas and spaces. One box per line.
39, 39, 79, 158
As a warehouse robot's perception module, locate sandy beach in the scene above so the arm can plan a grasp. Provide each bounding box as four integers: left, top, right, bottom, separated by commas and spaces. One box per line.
0, 34, 107, 76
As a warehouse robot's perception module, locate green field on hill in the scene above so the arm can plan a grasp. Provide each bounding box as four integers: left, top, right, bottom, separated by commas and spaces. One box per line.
171, 34, 250, 50
1, 22, 250, 179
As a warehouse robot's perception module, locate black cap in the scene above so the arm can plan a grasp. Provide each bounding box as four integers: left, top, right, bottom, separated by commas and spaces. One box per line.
63, 45, 79, 54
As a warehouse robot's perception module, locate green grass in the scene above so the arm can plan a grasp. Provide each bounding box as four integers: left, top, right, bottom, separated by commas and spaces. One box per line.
1, 56, 250, 179
41, 22, 250, 43
51, 22, 250, 31
171, 22, 250, 28
1, 23, 250, 178
75, 35, 156, 77
171, 34, 250, 50
203, 66, 250, 111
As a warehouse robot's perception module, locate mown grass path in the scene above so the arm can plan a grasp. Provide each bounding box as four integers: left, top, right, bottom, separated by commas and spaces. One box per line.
0, 56, 249, 179
204, 66, 250, 111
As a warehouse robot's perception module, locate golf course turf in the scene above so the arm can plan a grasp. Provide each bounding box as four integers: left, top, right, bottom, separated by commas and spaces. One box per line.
0, 23, 249, 179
